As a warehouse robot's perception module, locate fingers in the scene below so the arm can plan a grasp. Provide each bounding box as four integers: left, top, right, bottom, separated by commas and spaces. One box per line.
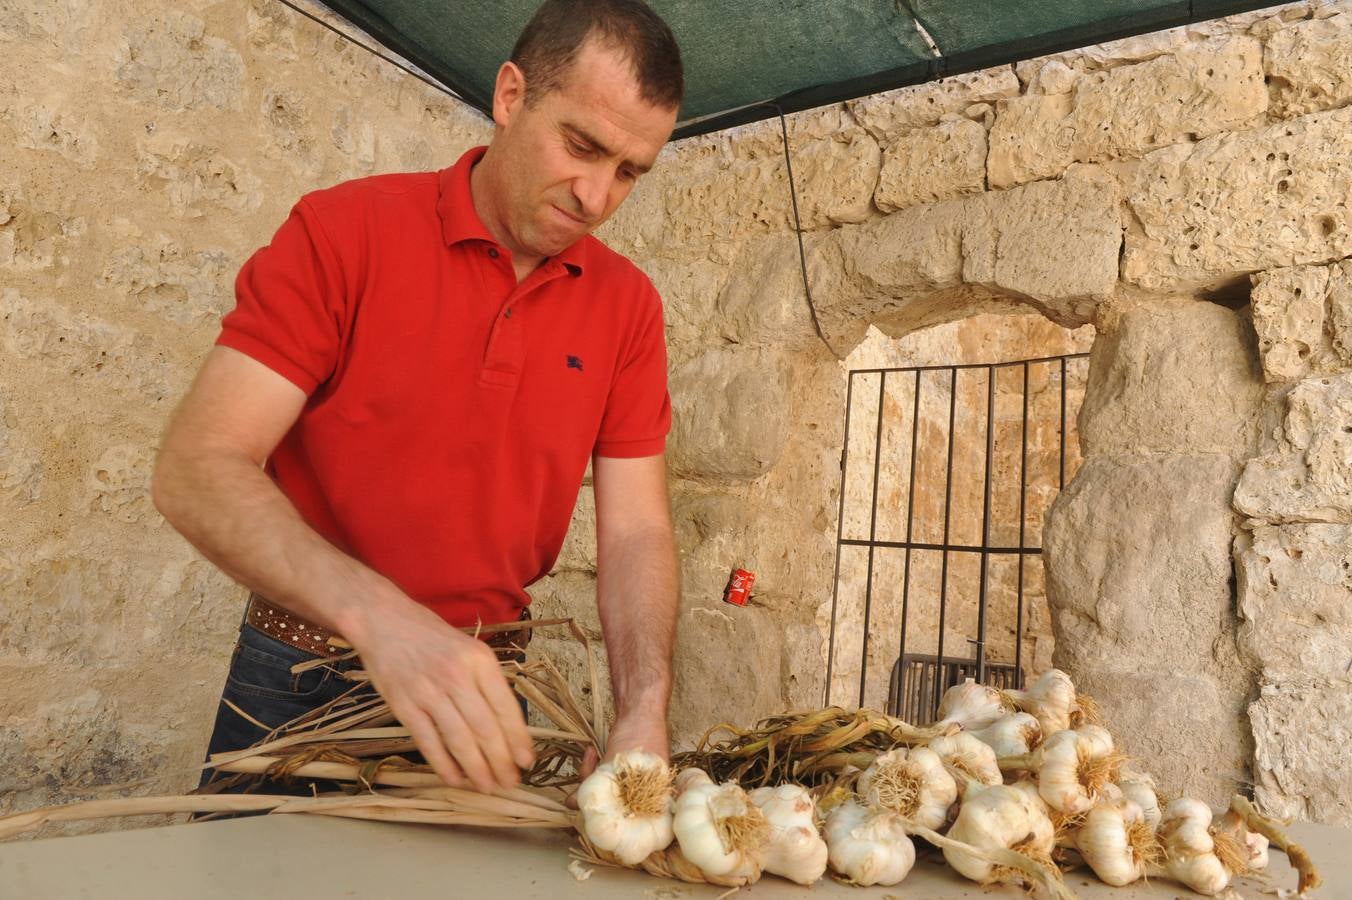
399, 705, 466, 789
478, 663, 536, 771
427, 691, 501, 794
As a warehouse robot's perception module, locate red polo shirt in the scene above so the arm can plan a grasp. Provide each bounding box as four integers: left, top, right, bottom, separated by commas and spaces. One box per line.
217, 146, 670, 628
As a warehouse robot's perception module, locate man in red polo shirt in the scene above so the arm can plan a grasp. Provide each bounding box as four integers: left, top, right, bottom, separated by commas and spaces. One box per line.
152, 0, 683, 796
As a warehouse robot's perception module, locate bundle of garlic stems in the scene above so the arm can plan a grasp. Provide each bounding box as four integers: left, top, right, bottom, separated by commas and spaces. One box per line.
0, 617, 600, 840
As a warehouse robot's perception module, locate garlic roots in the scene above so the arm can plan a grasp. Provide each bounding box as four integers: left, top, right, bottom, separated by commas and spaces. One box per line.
943, 782, 1056, 885
1214, 808, 1270, 871
1034, 725, 1120, 815
824, 798, 916, 886
670, 768, 767, 886
576, 750, 675, 866
856, 747, 957, 832
747, 784, 828, 885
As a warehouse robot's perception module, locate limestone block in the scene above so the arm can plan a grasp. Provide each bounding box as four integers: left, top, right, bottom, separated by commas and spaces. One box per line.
1234, 374, 1352, 522
1266, 13, 1352, 118
1045, 454, 1240, 665
0, 401, 42, 505
669, 603, 784, 747
848, 67, 1021, 142
989, 38, 1266, 188
1122, 107, 1352, 292
260, 89, 316, 169
593, 167, 667, 257
99, 238, 235, 326
634, 254, 728, 352
1329, 260, 1352, 365
0, 0, 94, 46
963, 165, 1121, 319
553, 489, 597, 574
1251, 263, 1333, 382
792, 129, 881, 227
1069, 669, 1250, 805
715, 235, 818, 348
1079, 298, 1263, 456
875, 117, 986, 212
669, 347, 791, 480
0, 289, 174, 405
661, 156, 786, 248
0, 184, 81, 271
136, 135, 264, 217
1235, 524, 1352, 676
330, 106, 377, 173
87, 443, 154, 524
246, 0, 299, 61
115, 11, 243, 112
12, 102, 98, 168
807, 197, 966, 356
1250, 674, 1352, 824
525, 571, 599, 639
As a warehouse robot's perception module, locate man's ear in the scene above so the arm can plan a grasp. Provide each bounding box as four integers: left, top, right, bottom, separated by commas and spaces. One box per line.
492, 61, 527, 127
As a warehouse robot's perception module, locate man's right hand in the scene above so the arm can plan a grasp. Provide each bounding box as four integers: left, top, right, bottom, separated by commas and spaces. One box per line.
346, 597, 537, 794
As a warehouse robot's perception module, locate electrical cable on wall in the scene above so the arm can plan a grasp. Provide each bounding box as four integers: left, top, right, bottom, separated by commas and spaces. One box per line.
770, 103, 830, 349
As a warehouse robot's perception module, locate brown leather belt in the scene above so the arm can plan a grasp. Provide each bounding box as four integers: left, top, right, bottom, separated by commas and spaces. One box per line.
245, 593, 533, 659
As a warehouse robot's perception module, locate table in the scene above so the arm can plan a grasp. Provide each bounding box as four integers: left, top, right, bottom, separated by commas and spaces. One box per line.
0, 814, 1342, 898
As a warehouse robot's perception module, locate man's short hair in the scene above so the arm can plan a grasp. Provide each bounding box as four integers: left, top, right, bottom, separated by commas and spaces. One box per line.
511, 0, 684, 111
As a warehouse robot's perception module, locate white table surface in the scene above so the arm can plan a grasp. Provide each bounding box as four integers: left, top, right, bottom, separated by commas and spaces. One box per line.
0, 813, 1343, 899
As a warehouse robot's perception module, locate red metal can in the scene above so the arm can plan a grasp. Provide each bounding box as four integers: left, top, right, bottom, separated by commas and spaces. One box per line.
723, 568, 755, 607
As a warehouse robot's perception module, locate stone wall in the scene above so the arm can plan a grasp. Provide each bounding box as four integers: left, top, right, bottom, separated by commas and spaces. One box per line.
5, 0, 1352, 833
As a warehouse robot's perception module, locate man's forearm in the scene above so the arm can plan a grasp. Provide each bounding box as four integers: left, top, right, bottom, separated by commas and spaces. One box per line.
152, 447, 398, 644
595, 523, 679, 718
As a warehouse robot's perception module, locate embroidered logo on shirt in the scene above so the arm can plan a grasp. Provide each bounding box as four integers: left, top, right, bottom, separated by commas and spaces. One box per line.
566, 355, 584, 372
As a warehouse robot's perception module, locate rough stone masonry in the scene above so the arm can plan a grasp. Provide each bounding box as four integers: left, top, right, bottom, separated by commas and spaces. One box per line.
3, 0, 1350, 831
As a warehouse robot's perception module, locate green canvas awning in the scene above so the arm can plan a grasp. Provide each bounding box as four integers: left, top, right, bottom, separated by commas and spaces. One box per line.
317, 1, 1289, 139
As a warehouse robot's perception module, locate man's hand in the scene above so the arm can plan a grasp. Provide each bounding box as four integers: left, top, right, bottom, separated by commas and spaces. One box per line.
347, 599, 537, 795
579, 709, 669, 781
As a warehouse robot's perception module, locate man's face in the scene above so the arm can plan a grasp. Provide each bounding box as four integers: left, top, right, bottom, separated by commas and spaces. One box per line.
488, 40, 677, 260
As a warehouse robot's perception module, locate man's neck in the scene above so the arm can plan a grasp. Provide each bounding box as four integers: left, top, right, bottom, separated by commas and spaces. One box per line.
469, 150, 543, 283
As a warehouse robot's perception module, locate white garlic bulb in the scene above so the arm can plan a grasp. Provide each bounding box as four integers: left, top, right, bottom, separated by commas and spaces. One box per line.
927, 731, 1002, 787
576, 750, 674, 866
1159, 798, 1231, 895
943, 783, 1056, 884
856, 747, 957, 832
969, 712, 1042, 758
1035, 725, 1117, 815
747, 784, 828, 885
1117, 771, 1162, 831
1213, 808, 1270, 871
1075, 797, 1152, 886
1005, 669, 1077, 735
824, 798, 916, 886
671, 768, 765, 885
936, 679, 1008, 732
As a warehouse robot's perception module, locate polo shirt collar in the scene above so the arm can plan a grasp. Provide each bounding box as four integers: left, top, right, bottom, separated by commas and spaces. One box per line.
438, 146, 587, 277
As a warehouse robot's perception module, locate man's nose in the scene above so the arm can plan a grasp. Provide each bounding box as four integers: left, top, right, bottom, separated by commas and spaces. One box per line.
573, 166, 611, 223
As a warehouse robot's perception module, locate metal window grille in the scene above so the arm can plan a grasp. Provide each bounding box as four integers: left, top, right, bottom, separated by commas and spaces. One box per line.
825, 353, 1090, 724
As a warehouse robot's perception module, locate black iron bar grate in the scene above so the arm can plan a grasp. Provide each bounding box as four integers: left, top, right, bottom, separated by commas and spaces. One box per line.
825, 353, 1090, 724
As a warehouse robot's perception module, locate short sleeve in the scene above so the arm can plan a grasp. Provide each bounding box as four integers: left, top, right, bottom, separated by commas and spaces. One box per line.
594, 283, 671, 458
216, 198, 348, 395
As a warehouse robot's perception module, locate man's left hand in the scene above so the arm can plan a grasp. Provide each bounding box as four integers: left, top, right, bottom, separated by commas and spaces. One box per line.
579, 711, 669, 778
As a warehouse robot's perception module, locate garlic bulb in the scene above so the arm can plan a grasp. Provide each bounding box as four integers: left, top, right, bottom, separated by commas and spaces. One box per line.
970, 712, 1043, 757
824, 798, 916, 886
671, 768, 766, 885
1004, 669, 1077, 735
747, 784, 828, 885
576, 750, 675, 866
856, 747, 957, 832
1034, 725, 1118, 815
1158, 798, 1231, 895
936, 679, 1008, 731
1117, 772, 1162, 831
943, 783, 1056, 884
927, 732, 1002, 787
1075, 797, 1157, 886
1213, 808, 1270, 871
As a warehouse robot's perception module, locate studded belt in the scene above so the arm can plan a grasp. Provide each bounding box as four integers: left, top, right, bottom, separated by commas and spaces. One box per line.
244, 593, 532, 659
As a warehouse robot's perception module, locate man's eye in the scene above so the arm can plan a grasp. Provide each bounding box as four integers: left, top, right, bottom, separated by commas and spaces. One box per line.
568, 140, 590, 155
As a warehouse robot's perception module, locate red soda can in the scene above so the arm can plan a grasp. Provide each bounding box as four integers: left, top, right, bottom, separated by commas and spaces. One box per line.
723, 568, 755, 606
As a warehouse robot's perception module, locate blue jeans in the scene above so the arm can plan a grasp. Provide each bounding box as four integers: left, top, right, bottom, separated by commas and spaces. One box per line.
197, 622, 366, 797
